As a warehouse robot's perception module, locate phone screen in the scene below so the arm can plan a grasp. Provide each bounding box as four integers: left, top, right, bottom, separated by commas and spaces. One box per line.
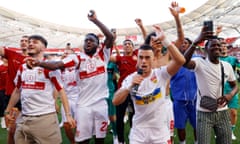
203, 20, 213, 32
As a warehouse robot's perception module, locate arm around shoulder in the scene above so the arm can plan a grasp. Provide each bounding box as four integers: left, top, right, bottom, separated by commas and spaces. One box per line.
88, 10, 114, 48
39, 60, 65, 70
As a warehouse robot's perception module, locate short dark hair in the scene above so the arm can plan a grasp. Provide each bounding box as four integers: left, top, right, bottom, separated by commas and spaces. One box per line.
205, 37, 219, 48
144, 32, 156, 45
217, 37, 224, 41
29, 35, 48, 47
139, 44, 154, 51
184, 37, 192, 45
123, 39, 134, 46
22, 35, 29, 39
86, 33, 99, 45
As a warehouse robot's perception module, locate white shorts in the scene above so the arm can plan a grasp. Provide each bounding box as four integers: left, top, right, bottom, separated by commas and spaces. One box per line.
165, 97, 174, 136
61, 99, 77, 122
74, 100, 108, 142
129, 126, 171, 144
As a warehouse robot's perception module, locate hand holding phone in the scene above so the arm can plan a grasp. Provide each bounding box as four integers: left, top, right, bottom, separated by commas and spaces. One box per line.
88, 10, 94, 17
203, 20, 213, 32
203, 20, 215, 39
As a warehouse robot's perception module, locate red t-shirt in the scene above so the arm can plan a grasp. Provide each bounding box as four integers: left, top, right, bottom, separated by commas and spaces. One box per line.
0, 64, 8, 90
4, 48, 26, 95
116, 55, 137, 88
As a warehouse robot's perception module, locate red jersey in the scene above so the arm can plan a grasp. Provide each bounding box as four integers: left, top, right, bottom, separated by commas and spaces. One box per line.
0, 64, 8, 90
116, 55, 137, 88
4, 48, 26, 95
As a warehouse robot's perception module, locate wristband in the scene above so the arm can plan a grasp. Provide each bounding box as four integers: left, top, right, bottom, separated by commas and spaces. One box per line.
161, 38, 172, 48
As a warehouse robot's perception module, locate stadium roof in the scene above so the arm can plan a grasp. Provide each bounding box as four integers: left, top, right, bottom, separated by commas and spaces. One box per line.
0, 0, 239, 48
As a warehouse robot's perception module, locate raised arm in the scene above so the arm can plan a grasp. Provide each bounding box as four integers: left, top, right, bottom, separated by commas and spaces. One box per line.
0, 46, 5, 56
169, 1, 184, 48
153, 25, 185, 76
183, 26, 211, 69
215, 25, 223, 36
109, 33, 118, 61
111, 28, 121, 56
88, 10, 114, 48
135, 18, 147, 40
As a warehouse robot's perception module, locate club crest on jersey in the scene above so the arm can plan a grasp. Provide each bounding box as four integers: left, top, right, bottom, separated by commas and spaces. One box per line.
38, 69, 43, 74
86, 60, 96, 73
67, 67, 75, 72
95, 55, 100, 60
25, 72, 36, 83
150, 74, 157, 83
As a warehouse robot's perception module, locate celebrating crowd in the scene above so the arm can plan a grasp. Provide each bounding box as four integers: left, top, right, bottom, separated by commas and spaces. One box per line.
0, 1, 239, 144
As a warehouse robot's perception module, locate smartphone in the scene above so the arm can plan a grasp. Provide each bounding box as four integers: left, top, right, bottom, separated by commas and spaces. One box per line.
203, 20, 213, 32
88, 10, 94, 17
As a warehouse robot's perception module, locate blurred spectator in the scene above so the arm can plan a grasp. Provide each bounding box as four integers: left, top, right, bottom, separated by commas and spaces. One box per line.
184, 27, 238, 144
0, 57, 8, 128
219, 40, 239, 140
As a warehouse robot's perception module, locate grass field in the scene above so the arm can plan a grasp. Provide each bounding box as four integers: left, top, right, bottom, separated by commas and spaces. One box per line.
0, 101, 239, 144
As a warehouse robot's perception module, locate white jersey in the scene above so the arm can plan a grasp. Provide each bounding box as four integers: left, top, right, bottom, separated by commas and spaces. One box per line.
164, 96, 174, 137
60, 65, 79, 122
121, 66, 171, 129
62, 47, 110, 107
14, 64, 63, 116
61, 65, 79, 100
193, 57, 236, 112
